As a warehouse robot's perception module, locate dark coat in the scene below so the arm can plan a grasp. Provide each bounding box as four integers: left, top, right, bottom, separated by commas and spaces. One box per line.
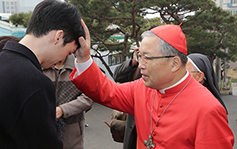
0, 41, 62, 149
113, 59, 140, 149
113, 58, 141, 83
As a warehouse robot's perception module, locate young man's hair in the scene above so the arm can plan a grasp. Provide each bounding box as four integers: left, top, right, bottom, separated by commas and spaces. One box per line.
26, 0, 85, 48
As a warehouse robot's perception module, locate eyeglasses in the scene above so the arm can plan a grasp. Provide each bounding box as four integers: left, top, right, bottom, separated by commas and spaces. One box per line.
190, 71, 200, 73
135, 51, 175, 64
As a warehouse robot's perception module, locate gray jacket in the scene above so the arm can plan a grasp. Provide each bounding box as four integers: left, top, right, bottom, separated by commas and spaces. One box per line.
43, 55, 93, 124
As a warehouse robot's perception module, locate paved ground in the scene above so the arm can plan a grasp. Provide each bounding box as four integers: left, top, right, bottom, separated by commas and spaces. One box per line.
84, 103, 123, 149
223, 95, 237, 149
84, 95, 237, 149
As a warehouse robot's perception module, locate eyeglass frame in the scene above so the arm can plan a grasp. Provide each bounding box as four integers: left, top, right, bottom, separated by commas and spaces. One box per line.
190, 71, 200, 73
135, 51, 175, 63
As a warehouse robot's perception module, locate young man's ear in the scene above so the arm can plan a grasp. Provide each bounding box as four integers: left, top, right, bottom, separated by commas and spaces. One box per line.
54, 30, 64, 45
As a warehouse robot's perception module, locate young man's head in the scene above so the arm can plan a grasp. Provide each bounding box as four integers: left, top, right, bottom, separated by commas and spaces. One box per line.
26, 0, 85, 49
23, 0, 85, 69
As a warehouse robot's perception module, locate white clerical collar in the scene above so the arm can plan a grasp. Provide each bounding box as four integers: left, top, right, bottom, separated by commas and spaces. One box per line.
159, 70, 189, 94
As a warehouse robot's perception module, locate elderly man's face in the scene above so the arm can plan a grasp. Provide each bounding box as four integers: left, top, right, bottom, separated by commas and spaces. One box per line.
138, 36, 174, 90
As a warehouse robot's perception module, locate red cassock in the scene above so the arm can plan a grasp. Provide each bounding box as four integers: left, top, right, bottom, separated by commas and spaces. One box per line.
70, 61, 234, 149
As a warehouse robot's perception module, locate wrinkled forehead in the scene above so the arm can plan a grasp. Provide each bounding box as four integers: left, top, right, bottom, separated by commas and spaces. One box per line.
140, 36, 160, 55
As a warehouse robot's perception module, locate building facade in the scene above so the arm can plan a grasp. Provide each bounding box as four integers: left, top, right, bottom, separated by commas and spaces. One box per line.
0, 0, 20, 14
0, 0, 43, 14
216, 0, 237, 15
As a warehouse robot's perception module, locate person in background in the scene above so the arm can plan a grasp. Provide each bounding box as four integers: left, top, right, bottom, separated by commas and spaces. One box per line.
110, 47, 140, 149
43, 54, 93, 149
70, 22, 234, 148
0, 36, 20, 51
186, 53, 228, 113
0, 0, 85, 148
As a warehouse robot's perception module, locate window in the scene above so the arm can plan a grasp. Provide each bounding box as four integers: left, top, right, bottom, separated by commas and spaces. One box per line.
112, 56, 116, 65
116, 56, 122, 64
2, 1, 5, 13
108, 54, 123, 66
230, 0, 237, 3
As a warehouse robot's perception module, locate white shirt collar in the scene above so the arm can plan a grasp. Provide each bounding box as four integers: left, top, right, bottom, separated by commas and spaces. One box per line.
159, 70, 189, 94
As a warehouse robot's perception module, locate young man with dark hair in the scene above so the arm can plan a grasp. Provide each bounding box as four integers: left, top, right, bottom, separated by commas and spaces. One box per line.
0, 0, 84, 148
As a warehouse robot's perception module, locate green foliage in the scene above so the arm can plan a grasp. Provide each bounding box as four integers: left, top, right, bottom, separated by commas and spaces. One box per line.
68, 0, 165, 58
185, 6, 237, 61
66, 0, 237, 76
9, 12, 32, 28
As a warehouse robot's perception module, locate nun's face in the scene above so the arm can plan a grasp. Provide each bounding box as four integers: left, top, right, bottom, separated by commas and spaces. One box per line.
186, 60, 204, 84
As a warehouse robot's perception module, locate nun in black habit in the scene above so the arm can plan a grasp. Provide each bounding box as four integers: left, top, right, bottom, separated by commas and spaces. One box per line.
187, 53, 228, 114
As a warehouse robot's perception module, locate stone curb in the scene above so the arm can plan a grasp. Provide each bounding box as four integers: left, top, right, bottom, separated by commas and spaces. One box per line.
220, 90, 232, 95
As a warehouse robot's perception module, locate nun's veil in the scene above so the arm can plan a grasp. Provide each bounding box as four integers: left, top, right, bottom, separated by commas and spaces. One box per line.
188, 53, 228, 114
